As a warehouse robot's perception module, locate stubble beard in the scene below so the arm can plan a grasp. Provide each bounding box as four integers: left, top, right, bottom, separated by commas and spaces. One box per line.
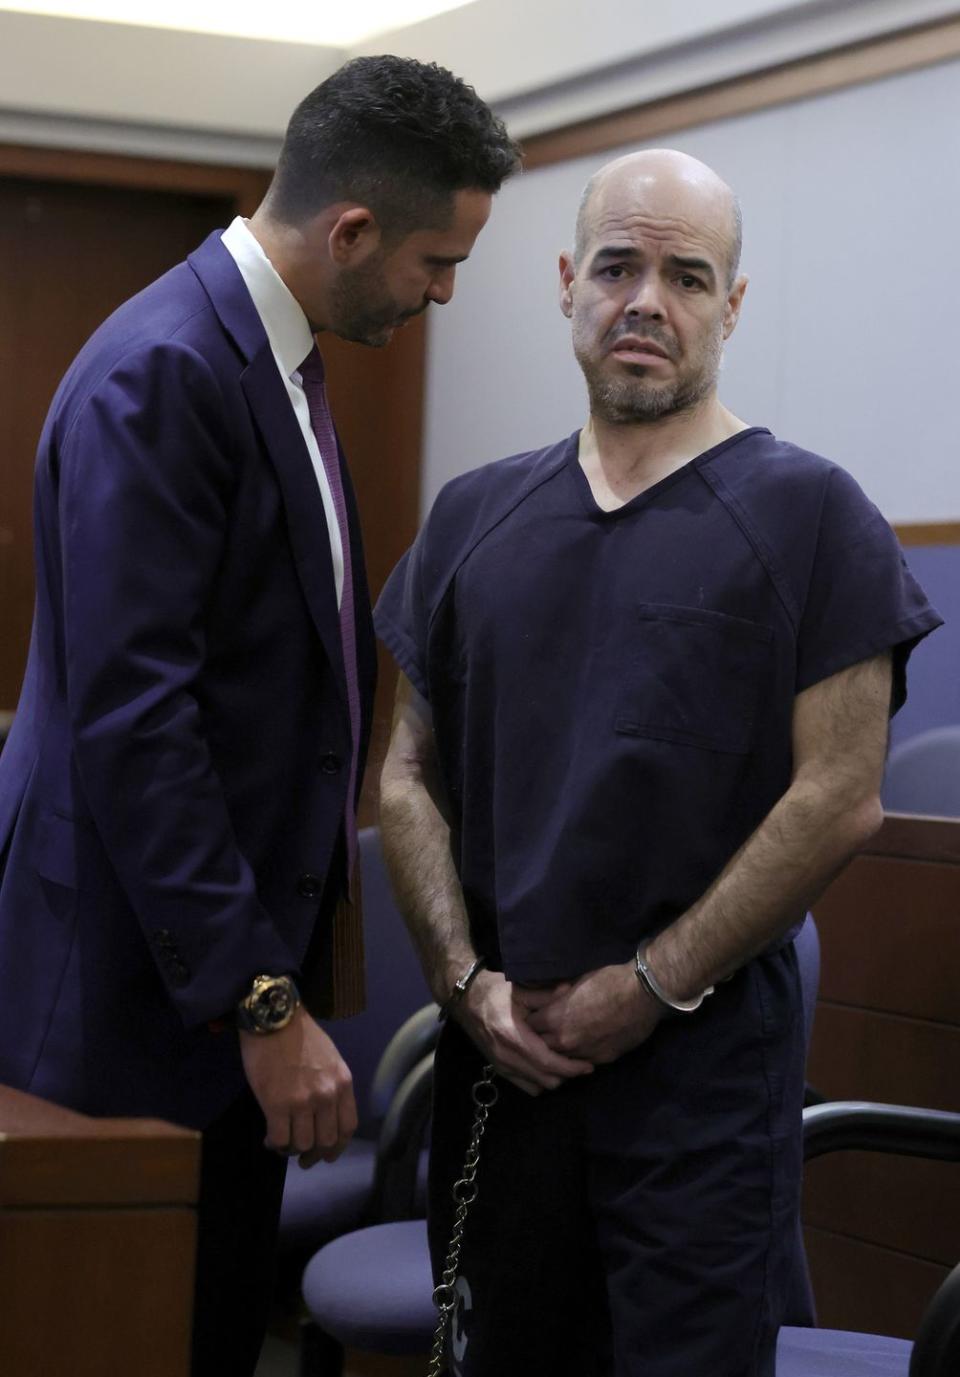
575, 324, 724, 426
329, 259, 403, 349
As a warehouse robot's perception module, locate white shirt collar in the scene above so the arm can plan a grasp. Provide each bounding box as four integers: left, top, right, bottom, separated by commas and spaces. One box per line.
221, 216, 314, 378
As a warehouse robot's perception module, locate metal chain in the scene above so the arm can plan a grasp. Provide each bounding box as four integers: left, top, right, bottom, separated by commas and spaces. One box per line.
426, 1062, 499, 1377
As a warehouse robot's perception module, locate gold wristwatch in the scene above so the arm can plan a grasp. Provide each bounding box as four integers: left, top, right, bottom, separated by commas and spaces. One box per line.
235, 974, 302, 1034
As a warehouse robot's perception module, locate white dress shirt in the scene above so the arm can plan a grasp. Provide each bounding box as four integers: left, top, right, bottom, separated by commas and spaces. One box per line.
221, 216, 344, 607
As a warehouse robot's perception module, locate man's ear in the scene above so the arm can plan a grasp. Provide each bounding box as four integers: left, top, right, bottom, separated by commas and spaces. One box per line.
723, 274, 748, 340
328, 206, 382, 266
559, 251, 576, 319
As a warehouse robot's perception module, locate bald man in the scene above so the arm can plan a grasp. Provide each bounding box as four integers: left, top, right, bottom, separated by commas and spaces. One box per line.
375, 151, 940, 1375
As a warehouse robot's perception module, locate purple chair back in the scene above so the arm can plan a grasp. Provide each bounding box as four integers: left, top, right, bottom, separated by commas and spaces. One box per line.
784, 914, 821, 1325
882, 726, 960, 818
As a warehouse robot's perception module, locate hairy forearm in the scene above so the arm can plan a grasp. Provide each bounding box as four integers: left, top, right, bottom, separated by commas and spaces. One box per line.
380, 759, 476, 1007
380, 682, 599, 1095
647, 776, 883, 1000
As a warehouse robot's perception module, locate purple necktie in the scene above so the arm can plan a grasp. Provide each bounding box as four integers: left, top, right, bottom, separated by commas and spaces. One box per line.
299, 345, 361, 885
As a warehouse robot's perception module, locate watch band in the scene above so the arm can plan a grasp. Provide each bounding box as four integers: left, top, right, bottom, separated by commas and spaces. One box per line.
634, 947, 714, 1016
438, 956, 487, 1022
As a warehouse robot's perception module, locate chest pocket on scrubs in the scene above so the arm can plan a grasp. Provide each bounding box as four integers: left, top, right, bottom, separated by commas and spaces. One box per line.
615, 604, 773, 754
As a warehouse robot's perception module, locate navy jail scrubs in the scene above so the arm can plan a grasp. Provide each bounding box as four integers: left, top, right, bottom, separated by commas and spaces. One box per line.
375, 428, 941, 1377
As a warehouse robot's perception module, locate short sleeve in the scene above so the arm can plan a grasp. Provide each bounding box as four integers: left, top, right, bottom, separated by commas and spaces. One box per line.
796, 467, 942, 711
374, 530, 432, 701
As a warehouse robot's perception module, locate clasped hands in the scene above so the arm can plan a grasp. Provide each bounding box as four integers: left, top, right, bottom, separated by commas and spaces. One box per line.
457, 961, 664, 1097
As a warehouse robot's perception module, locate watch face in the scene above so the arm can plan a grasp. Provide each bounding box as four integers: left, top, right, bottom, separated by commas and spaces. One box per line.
253, 979, 295, 1029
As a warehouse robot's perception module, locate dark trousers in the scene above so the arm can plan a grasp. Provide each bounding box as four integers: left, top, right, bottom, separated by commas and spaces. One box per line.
191, 1087, 288, 1377
428, 945, 810, 1377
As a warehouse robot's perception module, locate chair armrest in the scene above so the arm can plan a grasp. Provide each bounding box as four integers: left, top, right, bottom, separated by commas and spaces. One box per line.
803, 1101, 960, 1163
368, 1052, 434, 1224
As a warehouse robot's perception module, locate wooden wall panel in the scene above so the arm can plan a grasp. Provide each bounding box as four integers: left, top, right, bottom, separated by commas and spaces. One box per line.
322, 314, 425, 604
894, 521, 960, 546
813, 857, 960, 1022
804, 816, 960, 1339
0, 174, 237, 711
803, 1227, 950, 1339
868, 815, 960, 863
322, 315, 426, 825
808, 1006, 960, 1114
0, 143, 268, 214
803, 1153, 959, 1265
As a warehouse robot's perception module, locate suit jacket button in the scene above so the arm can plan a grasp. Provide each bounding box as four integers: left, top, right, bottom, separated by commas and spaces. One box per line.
319, 752, 342, 774
297, 873, 323, 900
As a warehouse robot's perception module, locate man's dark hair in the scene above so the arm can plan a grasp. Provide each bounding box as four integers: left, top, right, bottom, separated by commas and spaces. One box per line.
267, 55, 521, 237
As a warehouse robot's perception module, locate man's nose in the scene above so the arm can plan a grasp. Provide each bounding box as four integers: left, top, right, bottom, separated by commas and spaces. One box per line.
625, 275, 665, 319
427, 266, 456, 306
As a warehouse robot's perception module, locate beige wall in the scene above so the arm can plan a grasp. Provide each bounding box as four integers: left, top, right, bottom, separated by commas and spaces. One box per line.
1, 0, 958, 164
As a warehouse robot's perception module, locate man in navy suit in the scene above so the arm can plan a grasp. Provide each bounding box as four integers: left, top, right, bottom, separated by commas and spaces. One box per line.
0, 55, 519, 1375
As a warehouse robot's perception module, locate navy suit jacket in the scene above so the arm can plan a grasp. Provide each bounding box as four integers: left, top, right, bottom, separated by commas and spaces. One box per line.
0, 232, 377, 1128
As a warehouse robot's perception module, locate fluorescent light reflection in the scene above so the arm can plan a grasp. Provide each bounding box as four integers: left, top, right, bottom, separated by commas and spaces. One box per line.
0, 0, 478, 46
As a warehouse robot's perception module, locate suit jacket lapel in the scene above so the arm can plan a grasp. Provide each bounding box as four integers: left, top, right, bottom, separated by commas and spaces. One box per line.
188, 232, 349, 715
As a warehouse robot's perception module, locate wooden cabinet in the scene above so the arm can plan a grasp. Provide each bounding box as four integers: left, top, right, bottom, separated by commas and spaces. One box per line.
0, 1085, 200, 1376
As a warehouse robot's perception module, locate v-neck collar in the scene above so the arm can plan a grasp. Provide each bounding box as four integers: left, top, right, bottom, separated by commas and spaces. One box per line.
566, 426, 771, 521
